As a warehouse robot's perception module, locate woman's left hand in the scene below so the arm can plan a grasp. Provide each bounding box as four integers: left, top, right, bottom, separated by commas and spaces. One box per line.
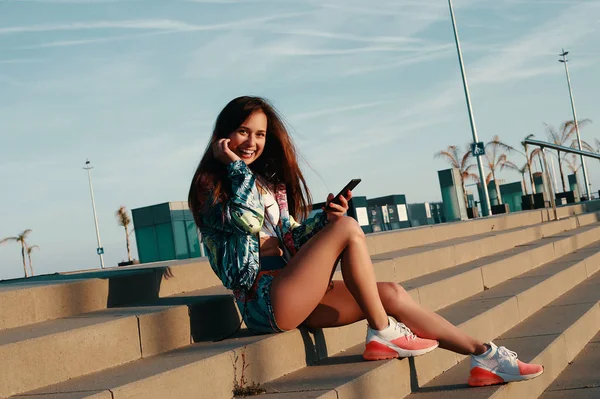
322, 190, 353, 223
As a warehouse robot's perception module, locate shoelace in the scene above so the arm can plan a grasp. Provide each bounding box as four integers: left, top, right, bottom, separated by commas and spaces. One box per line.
395, 322, 417, 340
497, 346, 518, 359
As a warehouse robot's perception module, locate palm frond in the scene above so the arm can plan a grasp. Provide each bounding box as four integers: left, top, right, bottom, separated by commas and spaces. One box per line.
26, 245, 39, 255
501, 160, 520, 172
0, 236, 18, 245
530, 148, 543, 163
459, 145, 474, 171
488, 135, 516, 153
544, 123, 560, 145
579, 140, 595, 153
434, 147, 461, 169
115, 206, 131, 228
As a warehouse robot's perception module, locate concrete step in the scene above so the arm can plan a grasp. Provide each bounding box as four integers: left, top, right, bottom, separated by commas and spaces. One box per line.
0, 278, 108, 331
5, 214, 596, 338
407, 271, 600, 399
365, 202, 600, 256
539, 331, 600, 399
1, 305, 191, 397
13, 237, 600, 399
0, 259, 221, 330
401, 223, 600, 312
255, 243, 600, 399
2, 209, 598, 333
358, 215, 600, 284
126, 220, 600, 343
364, 201, 597, 254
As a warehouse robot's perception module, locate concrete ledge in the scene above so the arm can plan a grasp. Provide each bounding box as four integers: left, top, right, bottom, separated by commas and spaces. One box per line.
0, 305, 190, 397
0, 279, 108, 331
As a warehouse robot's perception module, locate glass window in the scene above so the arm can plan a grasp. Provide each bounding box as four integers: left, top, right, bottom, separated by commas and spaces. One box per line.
155, 223, 176, 261
135, 226, 158, 263
186, 221, 201, 258
173, 220, 189, 259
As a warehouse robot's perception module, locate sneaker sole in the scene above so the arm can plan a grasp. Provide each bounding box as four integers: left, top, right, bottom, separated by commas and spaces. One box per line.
363, 340, 439, 360
468, 366, 544, 387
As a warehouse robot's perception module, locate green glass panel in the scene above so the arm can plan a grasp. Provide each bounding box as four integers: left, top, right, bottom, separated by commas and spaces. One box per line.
155, 223, 175, 261
132, 207, 154, 228
173, 220, 189, 259
440, 185, 459, 221
186, 221, 201, 258
152, 203, 172, 224
171, 210, 187, 221
135, 226, 158, 263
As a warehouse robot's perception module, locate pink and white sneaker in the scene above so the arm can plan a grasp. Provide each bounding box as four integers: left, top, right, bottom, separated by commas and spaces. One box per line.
469, 342, 544, 386
363, 317, 439, 360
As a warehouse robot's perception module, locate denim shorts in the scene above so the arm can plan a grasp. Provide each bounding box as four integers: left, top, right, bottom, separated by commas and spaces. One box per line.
234, 256, 287, 334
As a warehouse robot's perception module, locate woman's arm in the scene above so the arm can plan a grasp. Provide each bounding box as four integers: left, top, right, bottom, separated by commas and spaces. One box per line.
223, 160, 264, 234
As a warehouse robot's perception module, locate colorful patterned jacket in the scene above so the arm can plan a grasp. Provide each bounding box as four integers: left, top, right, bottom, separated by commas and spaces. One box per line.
198, 160, 329, 291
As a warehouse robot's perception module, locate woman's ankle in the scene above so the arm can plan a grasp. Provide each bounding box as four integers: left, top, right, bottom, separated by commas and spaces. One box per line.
370, 316, 390, 331
472, 342, 490, 356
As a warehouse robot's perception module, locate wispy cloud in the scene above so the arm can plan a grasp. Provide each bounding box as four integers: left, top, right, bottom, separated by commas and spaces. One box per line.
0, 20, 197, 35
257, 28, 425, 45
16, 31, 170, 49
10, 0, 132, 3
2, 12, 306, 36
263, 44, 420, 57
342, 45, 454, 76
291, 101, 393, 121
317, 2, 446, 21
368, 0, 600, 126
0, 58, 46, 64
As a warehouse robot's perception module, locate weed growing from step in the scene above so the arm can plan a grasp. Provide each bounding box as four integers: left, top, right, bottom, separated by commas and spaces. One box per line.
232, 346, 266, 397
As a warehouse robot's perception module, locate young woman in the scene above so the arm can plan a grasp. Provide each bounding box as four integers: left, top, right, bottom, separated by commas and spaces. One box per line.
188, 96, 543, 387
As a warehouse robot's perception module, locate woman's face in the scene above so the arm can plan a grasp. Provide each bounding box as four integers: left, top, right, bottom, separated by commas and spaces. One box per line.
227, 110, 267, 165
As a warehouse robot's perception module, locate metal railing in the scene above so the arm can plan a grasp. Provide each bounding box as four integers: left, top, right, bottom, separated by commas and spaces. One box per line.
523, 138, 599, 219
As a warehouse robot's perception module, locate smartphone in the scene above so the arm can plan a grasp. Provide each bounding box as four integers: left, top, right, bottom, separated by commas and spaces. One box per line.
327, 179, 361, 208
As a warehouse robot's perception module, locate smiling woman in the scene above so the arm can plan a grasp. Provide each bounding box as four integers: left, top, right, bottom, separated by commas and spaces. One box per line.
223, 111, 267, 164
187, 96, 544, 387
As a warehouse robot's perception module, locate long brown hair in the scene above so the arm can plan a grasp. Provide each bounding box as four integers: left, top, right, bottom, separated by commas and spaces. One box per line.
188, 96, 312, 228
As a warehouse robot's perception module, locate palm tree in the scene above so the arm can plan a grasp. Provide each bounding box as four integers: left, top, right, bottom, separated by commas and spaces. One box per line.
485, 135, 515, 205
502, 161, 530, 195
521, 134, 544, 195
26, 245, 39, 277
115, 206, 133, 262
0, 229, 32, 278
434, 145, 479, 209
545, 119, 592, 192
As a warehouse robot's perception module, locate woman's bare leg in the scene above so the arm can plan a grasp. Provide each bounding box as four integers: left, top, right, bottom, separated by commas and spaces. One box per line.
270, 216, 389, 331
304, 281, 488, 356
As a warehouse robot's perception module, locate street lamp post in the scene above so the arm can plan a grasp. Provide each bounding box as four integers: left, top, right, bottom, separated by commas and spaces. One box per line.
447, 0, 491, 216
83, 159, 105, 269
559, 49, 591, 200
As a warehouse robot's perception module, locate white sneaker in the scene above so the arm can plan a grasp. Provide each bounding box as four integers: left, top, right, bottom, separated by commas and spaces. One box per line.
363, 317, 439, 360
469, 342, 544, 386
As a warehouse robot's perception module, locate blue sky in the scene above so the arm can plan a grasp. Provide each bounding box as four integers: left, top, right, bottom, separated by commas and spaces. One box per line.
1, 0, 599, 280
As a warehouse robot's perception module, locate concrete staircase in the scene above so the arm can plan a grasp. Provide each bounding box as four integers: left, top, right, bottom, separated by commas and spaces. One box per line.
2, 203, 600, 399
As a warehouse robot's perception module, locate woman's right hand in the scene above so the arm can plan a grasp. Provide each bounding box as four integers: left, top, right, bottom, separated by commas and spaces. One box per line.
213, 138, 241, 165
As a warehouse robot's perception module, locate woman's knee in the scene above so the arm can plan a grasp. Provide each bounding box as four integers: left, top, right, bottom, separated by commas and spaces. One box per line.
379, 282, 410, 304
331, 216, 364, 241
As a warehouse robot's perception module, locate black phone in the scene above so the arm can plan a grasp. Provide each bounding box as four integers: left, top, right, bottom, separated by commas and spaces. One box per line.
328, 179, 361, 208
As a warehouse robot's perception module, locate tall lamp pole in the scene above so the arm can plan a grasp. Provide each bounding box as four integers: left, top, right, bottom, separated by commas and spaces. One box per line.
83, 159, 105, 269
448, 0, 491, 216
559, 49, 591, 200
